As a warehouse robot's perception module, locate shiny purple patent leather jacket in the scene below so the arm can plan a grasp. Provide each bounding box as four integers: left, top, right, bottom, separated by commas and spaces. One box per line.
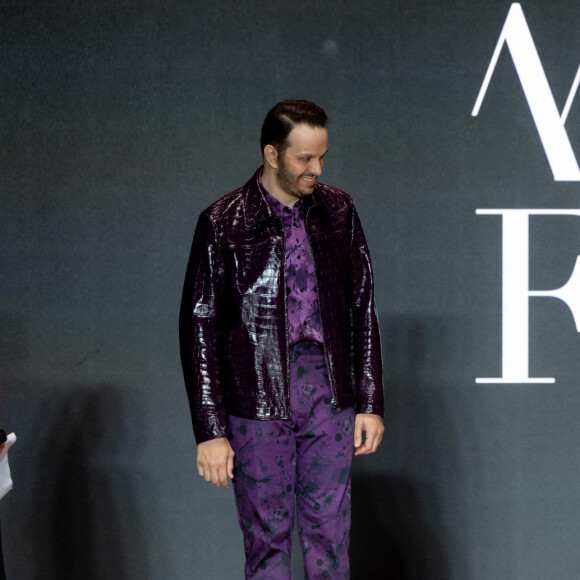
179, 168, 384, 443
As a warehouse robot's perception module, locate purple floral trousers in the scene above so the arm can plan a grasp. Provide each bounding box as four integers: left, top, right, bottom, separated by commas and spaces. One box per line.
229, 341, 355, 579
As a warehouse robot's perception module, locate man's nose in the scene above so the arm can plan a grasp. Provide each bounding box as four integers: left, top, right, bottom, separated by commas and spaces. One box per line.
310, 159, 323, 176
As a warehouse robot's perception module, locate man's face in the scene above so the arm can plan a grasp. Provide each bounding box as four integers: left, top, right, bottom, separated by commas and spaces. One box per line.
275, 124, 328, 200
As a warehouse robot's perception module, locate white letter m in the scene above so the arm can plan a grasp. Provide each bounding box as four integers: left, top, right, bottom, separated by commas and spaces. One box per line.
472, 3, 580, 181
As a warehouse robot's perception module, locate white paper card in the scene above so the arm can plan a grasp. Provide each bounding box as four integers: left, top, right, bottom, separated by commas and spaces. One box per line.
0, 433, 17, 500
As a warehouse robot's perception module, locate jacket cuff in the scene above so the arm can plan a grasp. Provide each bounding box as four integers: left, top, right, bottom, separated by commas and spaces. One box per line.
355, 391, 385, 417
193, 422, 232, 445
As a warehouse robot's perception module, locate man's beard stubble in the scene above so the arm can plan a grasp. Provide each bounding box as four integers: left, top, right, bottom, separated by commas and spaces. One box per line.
276, 154, 315, 200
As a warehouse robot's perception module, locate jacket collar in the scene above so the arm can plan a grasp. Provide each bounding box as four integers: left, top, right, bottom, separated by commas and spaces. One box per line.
242, 167, 275, 229
243, 166, 330, 229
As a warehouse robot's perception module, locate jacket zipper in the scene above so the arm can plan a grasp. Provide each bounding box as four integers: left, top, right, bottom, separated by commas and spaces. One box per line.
306, 204, 340, 411
275, 217, 292, 418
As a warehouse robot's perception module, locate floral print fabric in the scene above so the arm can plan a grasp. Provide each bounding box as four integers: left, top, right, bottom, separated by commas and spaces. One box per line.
229, 342, 354, 579
263, 189, 324, 346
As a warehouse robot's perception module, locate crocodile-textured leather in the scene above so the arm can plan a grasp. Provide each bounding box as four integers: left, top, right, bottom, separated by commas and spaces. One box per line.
179, 167, 384, 443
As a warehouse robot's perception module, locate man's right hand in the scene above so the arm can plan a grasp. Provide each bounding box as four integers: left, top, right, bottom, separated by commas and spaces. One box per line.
197, 437, 235, 488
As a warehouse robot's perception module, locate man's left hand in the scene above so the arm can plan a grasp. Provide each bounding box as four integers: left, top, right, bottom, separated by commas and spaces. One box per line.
354, 413, 384, 456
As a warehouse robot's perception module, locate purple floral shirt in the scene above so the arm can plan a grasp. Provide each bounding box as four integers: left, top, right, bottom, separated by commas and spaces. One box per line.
259, 180, 324, 346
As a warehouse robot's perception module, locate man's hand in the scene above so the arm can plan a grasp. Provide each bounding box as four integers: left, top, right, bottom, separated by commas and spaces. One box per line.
197, 437, 235, 488
354, 414, 384, 456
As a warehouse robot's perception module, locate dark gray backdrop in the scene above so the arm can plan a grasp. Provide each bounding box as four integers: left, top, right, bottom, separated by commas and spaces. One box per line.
2, 1, 580, 578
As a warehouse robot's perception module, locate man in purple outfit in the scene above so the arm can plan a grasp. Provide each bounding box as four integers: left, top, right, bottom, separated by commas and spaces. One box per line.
180, 100, 384, 579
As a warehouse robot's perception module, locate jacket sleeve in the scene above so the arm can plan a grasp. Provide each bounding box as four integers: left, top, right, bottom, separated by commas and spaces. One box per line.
179, 212, 231, 443
349, 203, 385, 416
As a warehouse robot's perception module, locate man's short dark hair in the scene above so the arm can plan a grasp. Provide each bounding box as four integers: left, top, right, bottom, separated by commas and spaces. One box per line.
260, 99, 328, 157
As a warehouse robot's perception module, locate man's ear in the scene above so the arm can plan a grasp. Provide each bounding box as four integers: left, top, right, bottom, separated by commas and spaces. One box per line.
264, 145, 279, 171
